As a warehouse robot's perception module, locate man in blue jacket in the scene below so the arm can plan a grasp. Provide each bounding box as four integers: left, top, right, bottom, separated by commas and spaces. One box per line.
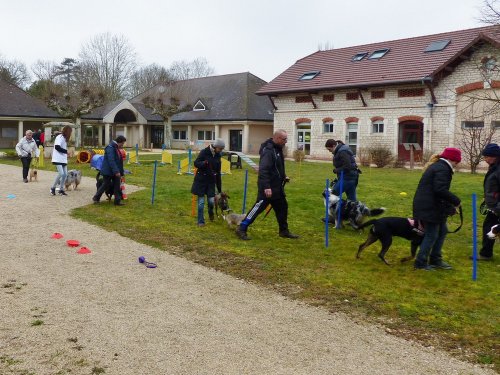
92, 135, 126, 206
236, 130, 299, 240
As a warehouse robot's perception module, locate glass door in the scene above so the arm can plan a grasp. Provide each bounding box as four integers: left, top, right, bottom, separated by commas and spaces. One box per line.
297, 126, 311, 155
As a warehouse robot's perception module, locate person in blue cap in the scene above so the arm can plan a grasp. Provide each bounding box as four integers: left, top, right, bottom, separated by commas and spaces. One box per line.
475, 143, 500, 260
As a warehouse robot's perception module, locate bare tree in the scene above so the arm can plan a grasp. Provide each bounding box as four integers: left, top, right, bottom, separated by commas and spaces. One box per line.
78, 33, 137, 101
458, 124, 497, 173
141, 81, 193, 148
128, 63, 172, 98
0, 54, 31, 88
31, 59, 59, 81
478, 0, 500, 24
168, 57, 215, 80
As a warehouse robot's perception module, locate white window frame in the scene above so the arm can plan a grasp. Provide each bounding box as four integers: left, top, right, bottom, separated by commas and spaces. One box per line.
372, 121, 384, 134
323, 122, 334, 133
461, 121, 485, 129
197, 130, 215, 141
193, 100, 206, 111
173, 130, 187, 140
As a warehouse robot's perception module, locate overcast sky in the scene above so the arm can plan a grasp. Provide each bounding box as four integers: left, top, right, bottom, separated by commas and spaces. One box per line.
1, 0, 486, 83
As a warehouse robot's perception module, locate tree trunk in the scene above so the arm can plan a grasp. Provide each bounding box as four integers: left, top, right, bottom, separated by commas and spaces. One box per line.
164, 117, 172, 149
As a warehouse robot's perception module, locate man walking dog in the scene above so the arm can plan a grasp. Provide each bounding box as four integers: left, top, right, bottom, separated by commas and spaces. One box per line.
236, 130, 299, 240
92, 135, 126, 206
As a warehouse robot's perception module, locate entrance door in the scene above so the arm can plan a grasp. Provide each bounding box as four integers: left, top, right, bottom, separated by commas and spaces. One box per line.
398, 122, 423, 161
297, 127, 311, 155
229, 130, 242, 152
151, 126, 164, 148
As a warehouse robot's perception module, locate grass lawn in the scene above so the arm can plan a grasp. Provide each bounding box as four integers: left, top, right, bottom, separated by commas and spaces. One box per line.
2, 151, 499, 369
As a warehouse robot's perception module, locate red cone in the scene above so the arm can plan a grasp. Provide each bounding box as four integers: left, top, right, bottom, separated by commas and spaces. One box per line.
77, 247, 91, 254
51, 232, 64, 239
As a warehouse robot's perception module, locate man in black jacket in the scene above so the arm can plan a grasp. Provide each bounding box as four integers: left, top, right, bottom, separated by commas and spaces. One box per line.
476, 143, 500, 260
236, 130, 299, 240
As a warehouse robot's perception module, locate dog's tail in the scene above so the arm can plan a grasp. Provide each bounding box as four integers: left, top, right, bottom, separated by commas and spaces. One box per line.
368, 207, 386, 217
357, 219, 378, 230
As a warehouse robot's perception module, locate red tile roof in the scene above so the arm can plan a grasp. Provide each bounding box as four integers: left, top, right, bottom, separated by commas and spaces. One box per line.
257, 25, 500, 95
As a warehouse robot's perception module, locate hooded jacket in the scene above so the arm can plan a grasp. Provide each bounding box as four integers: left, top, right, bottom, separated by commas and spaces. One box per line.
100, 141, 124, 177
191, 145, 222, 197
413, 159, 461, 223
484, 160, 500, 215
333, 144, 358, 180
257, 138, 286, 199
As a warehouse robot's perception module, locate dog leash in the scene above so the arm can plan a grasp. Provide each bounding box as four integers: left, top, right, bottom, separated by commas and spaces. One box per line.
447, 206, 463, 233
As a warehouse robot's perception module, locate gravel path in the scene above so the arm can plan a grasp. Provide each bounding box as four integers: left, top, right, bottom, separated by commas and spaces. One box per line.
0, 164, 495, 375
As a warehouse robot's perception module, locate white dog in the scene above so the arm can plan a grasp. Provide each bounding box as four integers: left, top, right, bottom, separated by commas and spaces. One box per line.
223, 213, 246, 228
65, 169, 82, 191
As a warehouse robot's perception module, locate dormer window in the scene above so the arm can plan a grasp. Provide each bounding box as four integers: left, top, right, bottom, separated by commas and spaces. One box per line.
424, 39, 451, 53
299, 71, 320, 80
352, 52, 368, 61
193, 100, 206, 111
368, 48, 390, 60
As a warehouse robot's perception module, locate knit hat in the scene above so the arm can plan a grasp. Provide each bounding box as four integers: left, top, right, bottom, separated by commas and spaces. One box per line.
213, 138, 225, 149
440, 147, 462, 163
325, 139, 336, 148
482, 143, 500, 157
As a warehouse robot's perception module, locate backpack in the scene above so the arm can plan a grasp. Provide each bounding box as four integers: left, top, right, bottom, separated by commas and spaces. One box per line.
90, 154, 104, 171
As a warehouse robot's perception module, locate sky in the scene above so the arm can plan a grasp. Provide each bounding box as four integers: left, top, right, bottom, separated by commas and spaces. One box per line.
0, 0, 487, 83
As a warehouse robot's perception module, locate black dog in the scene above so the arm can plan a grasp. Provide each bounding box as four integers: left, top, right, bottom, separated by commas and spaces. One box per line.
357, 217, 424, 265
95, 171, 122, 201
322, 189, 385, 229
487, 223, 500, 239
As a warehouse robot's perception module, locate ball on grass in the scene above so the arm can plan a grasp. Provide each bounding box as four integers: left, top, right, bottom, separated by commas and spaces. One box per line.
400, 192, 407, 197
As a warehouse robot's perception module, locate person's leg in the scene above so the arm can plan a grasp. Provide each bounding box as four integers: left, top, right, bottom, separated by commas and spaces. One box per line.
197, 196, 206, 225
343, 179, 357, 201
52, 165, 63, 192
271, 196, 289, 233
21, 157, 31, 180
207, 196, 215, 221
414, 221, 439, 268
112, 176, 122, 204
239, 197, 269, 231
58, 165, 68, 194
480, 212, 498, 258
429, 221, 450, 267
93, 175, 109, 202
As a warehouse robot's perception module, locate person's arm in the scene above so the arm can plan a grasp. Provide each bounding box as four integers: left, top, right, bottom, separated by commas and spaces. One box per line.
433, 168, 461, 206
15, 140, 23, 156
485, 169, 500, 214
105, 146, 120, 176
193, 150, 209, 170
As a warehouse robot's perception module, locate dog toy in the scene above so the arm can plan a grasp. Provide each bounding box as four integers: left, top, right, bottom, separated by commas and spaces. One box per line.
138, 256, 157, 268
399, 192, 407, 196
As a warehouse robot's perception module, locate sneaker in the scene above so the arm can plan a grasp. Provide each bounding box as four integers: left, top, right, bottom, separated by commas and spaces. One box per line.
92, 198, 100, 204
197, 223, 205, 227
279, 230, 300, 239
429, 260, 453, 270
414, 264, 435, 271
235, 226, 250, 240
58, 190, 67, 196
23, 178, 28, 183
50, 187, 56, 196
469, 255, 493, 261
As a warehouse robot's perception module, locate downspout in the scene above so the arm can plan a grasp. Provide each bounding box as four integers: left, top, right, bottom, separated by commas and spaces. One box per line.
308, 93, 317, 109
357, 88, 367, 107
268, 95, 277, 110
422, 76, 437, 152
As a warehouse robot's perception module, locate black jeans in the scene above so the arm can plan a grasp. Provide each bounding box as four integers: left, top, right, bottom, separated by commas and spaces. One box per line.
20, 156, 32, 179
240, 194, 289, 233
94, 175, 122, 203
480, 211, 499, 257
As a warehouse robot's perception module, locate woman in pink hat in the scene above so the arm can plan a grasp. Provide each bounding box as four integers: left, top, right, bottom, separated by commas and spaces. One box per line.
412, 148, 462, 270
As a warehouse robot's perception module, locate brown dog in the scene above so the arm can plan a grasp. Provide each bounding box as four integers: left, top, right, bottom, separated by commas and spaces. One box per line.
29, 168, 38, 182
214, 192, 231, 218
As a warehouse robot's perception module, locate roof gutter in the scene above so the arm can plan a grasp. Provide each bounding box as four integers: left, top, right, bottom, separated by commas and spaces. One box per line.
421, 76, 437, 104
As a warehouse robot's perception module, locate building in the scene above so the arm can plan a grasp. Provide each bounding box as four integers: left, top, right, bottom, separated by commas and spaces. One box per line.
82, 72, 274, 153
0, 79, 61, 148
257, 25, 500, 161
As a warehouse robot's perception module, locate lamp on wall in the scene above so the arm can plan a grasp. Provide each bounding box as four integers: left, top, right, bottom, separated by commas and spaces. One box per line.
426, 103, 434, 109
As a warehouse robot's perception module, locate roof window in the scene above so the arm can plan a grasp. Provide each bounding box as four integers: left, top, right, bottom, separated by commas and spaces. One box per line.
299, 71, 320, 81
193, 100, 206, 111
424, 39, 451, 53
352, 52, 368, 61
368, 48, 390, 60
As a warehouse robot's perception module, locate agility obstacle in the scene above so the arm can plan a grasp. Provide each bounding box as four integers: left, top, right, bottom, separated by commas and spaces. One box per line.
472, 193, 478, 281
242, 169, 248, 214
128, 144, 140, 164
38, 146, 44, 167
177, 149, 195, 175
336, 171, 344, 229
161, 145, 173, 165
151, 160, 158, 205
325, 178, 330, 248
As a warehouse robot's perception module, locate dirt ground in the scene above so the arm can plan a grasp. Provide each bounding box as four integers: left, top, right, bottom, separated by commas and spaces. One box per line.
0, 163, 495, 375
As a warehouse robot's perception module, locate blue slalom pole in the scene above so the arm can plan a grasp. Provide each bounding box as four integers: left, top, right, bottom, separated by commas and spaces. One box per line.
242, 169, 248, 214
472, 193, 478, 281
151, 160, 158, 205
336, 171, 344, 229
135, 143, 139, 164
325, 179, 330, 248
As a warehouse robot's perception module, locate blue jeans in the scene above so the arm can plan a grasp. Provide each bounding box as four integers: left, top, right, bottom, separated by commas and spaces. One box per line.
415, 221, 448, 267
333, 178, 357, 201
197, 196, 214, 224
52, 164, 68, 191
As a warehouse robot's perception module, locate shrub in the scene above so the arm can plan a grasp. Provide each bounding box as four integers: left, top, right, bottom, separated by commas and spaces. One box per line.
356, 147, 371, 167
292, 148, 305, 162
368, 146, 393, 168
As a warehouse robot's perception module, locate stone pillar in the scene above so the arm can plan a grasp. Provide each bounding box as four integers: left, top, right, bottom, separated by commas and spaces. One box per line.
139, 124, 144, 148
243, 123, 249, 154
98, 124, 103, 146
214, 124, 220, 139
105, 123, 110, 145
75, 118, 81, 147
123, 125, 128, 141
18, 121, 23, 139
